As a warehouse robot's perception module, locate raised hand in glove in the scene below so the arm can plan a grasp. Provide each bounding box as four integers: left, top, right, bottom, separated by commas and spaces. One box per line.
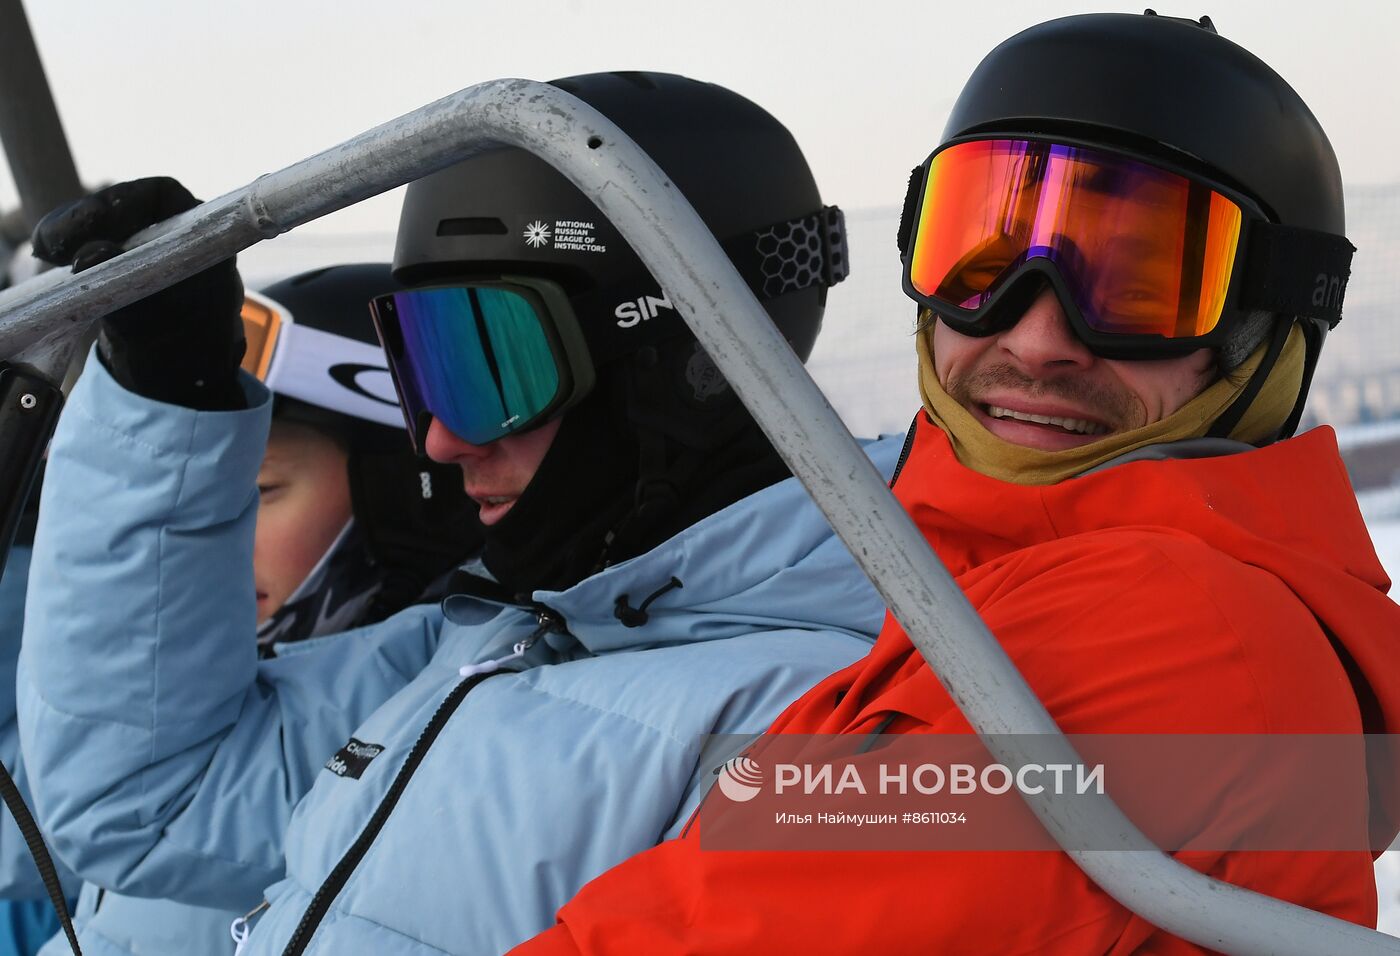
31, 177, 247, 410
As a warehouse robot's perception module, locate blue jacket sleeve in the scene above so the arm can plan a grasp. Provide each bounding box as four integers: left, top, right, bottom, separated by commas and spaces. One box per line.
16, 357, 443, 909
0, 545, 80, 901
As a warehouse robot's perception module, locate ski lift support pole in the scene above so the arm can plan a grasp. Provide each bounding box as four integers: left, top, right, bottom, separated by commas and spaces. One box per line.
0, 0, 78, 632
0, 78, 1393, 956
0, 0, 84, 233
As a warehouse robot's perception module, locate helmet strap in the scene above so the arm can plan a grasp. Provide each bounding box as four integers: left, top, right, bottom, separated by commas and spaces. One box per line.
594, 343, 789, 572
593, 431, 683, 573
1279, 320, 1325, 438
1206, 316, 1291, 440
593, 348, 689, 571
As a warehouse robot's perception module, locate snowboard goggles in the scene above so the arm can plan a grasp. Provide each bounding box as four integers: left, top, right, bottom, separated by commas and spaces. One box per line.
898, 138, 1355, 359
240, 291, 405, 428
370, 207, 852, 450
369, 277, 594, 450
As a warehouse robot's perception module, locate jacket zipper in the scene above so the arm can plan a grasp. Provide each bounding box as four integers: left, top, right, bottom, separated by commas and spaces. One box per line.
888, 412, 921, 488
279, 609, 564, 955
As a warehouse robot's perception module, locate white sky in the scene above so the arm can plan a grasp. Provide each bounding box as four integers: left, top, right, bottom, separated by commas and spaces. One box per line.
3, 0, 1398, 239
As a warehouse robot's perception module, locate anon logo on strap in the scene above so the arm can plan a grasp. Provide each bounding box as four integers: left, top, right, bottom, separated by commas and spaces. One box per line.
1312, 272, 1348, 311
325, 738, 386, 779
328, 363, 399, 407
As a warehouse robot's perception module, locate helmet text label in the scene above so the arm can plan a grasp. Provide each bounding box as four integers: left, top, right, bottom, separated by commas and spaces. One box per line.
615, 292, 675, 328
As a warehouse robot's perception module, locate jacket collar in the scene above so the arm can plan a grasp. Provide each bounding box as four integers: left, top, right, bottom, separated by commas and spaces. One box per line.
443, 434, 906, 657
894, 414, 1386, 590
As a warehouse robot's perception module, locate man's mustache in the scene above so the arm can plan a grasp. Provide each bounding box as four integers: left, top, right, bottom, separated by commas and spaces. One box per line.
946, 363, 1140, 431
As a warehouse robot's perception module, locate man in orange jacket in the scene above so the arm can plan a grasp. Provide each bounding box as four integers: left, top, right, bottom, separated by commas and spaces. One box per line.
512, 12, 1400, 954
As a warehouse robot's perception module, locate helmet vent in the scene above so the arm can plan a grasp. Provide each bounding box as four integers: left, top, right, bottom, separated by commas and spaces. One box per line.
613, 72, 659, 90
1142, 9, 1218, 33
436, 217, 508, 237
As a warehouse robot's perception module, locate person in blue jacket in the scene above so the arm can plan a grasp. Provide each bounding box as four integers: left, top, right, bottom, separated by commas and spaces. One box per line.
18, 72, 897, 955
21, 266, 478, 956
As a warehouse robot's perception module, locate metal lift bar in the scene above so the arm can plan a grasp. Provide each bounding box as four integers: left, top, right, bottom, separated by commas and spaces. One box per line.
0, 78, 1393, 956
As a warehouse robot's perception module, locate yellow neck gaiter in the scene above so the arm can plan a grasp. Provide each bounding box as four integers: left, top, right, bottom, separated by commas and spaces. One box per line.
916, 323, 1305, 485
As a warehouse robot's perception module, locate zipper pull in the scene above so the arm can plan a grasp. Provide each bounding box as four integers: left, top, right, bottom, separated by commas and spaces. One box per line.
231, 900, 270, 955
533, 606, 565, 636
458, 606, 565, 678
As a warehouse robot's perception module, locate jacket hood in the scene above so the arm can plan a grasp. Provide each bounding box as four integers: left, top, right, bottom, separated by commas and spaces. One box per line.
896, 413, 1400, 847
897, 414, 1391, 628
447, 434, 905, 657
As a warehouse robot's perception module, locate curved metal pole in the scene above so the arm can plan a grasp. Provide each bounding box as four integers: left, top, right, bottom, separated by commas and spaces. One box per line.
0, 78, 1392, 956
0, 0, 84, 231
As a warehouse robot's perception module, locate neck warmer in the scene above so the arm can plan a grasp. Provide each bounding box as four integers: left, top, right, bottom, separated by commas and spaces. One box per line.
480, 385, 639, 598
481, 373, 791, 598
256, 519, 384, 651
916, 322, 1305, 485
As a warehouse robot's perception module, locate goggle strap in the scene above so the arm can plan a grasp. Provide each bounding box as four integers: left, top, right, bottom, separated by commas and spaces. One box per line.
896, 165, 924, 257
1236, 223, 1355, 329
574, 206, 849, 366
1206, 313, 1293, 440
721, 205, 850, 297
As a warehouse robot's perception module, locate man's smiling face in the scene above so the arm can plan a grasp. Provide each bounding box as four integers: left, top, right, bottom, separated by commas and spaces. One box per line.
932, 287, 1216, 451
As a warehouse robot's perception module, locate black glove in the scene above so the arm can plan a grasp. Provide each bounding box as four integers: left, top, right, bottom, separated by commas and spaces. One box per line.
31, 177, 247, 410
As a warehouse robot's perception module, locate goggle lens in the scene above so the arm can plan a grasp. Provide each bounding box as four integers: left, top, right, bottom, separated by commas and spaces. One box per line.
239, 296, 283, 381
372, 285, 564, 449
909, 140, 1244, 341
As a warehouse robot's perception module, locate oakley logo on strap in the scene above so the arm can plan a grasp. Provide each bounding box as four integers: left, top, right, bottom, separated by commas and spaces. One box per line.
328, 363, 400, 406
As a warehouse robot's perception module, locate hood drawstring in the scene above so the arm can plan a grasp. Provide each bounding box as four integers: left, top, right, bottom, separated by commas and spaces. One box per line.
614, 576, 684, 628
231, 900, 270, 955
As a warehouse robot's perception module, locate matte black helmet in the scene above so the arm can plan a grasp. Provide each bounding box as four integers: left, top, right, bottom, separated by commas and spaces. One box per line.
393, 71, 847, 400
392, 73, 846, 594
911, 11, 1349, 436
255, 265, 480, 615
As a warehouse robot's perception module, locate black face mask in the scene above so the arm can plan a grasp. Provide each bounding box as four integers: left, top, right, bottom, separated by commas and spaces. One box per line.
477, 362, 792, 600
478, 382, 637, 598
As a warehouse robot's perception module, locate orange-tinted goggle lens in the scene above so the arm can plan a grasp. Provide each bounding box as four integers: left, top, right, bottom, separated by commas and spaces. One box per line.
239, 295, 283, 381
909, 140, 1244, 340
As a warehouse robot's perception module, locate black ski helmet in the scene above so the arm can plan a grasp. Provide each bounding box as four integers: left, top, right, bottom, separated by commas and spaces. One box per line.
254, 264, 480, 618
900, 11, 1349, 437
393, 70, 847, 448
391, 72, 846, 595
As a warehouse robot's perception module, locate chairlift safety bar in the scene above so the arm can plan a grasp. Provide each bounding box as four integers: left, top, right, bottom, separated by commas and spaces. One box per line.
0, 78, 1391, 956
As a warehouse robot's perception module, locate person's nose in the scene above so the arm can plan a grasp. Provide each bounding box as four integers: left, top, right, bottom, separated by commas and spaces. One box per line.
424, 417, 494, 464
996, 287, 1095, 374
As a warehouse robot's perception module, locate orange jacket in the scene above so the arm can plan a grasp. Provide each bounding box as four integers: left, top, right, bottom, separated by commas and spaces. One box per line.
514, 417, 1400, 956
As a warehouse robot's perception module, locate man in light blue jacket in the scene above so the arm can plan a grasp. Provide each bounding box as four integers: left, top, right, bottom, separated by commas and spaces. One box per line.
19, 73, 895, 954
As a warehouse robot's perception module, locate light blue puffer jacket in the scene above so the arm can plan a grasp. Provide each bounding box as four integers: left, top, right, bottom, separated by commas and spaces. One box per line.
19, 358, 899, 954
0, 544, 77, 956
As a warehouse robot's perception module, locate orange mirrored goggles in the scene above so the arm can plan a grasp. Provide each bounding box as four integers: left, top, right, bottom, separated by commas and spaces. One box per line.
239, 292, 283, 382
899, 138, 1355, 359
